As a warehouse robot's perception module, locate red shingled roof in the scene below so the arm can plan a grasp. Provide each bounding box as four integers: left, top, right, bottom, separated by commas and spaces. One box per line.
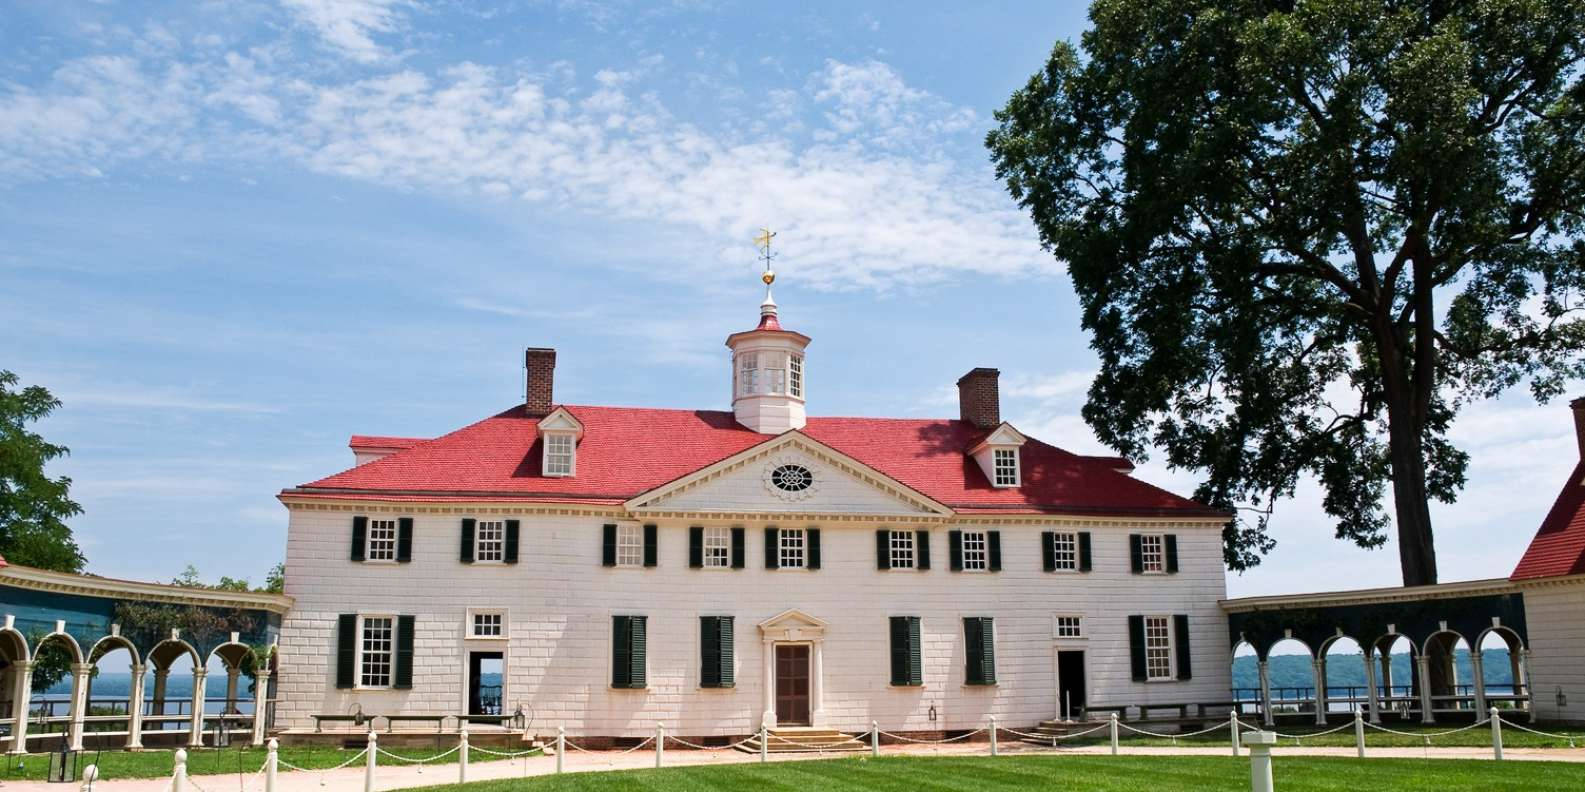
1510, 462, 1585, 581
285, 405, 1222, 518
349, 435, 426, 450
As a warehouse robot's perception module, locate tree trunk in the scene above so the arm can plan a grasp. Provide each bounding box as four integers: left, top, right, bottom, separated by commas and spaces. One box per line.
1385, 393, 1439, 587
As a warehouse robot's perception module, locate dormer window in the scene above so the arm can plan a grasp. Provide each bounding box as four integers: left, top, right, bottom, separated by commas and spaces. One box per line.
536, 407, 584, 478
971, 423, 1028, 489
993, 448, 1019, 487
544, 434, 574, 476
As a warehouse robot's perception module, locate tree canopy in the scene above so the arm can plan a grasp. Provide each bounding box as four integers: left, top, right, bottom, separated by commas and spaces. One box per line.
987, 0, 1585, 584
0, 370, 85, 572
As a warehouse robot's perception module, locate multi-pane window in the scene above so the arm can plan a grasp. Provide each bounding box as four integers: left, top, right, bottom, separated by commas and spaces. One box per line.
1050, 531, 1078, 571
788, 355, 803, 397
366, 519, 397, 561
359, 616, 394, 688
961, 530, 988, 571
765, 353, 787, 395
471, 611, 504, 638
703, 526, 731, 568
992, 448, 1019, 486
616, 523, 644, 567
475, 521, 505, 562
738, 353, 759, 396
1055, 616, 1084, 639
1144, 615, 1173, 680
1140, 534, 1165, 573
888, 530, 916, 569
778, 528, 806, 569
544, 434, 574, 476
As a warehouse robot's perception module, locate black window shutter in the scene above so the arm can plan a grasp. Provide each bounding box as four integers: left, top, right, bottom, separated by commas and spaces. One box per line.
460, 518, 476, 563
396, 517, 414, 563
949, 530, 963, 571
876, 530, 891, 570
1165, 534, 1179, 574
335, 614, 356, 688
1078, 532, 1093, 572
630, 615, 647, 687
731, 527, 745, 569
965, 617, 995, 685
701, 616, 721, 687
915, 530, 930, 570
602, 524, 618, 567
764, 528, 779, 569
1129, 534, 1143, 573
1128, 615, 1147, 681
1174, 614, 1192, 680
980, 618, 996, 684
963, 618, 982, 684
719, 616, 735, 687
689, 526, 704, 569
988, 531, 1002, 572
504, 520, 520, 564
612, 616, 631, 687
906, 616, 922, 685
889, 617, 909, 685
643, 524, 658, 567
807, 529, 821, 569
1041, 531, 1056, 572
394, 615, 415, 689
350, 517, 367, 562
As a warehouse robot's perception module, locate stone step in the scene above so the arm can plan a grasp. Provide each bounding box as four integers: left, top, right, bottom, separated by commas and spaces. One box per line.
735, 729, 868, 753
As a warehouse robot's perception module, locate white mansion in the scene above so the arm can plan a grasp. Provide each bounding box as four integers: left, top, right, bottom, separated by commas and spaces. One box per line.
273, 280, 1234, 739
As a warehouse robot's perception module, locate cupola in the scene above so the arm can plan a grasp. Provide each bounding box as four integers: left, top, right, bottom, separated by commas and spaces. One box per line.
725, 231, 811, 434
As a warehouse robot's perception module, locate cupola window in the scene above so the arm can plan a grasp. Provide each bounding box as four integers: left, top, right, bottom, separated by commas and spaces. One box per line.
789, 355, 803, 398
739, 353, 759, 396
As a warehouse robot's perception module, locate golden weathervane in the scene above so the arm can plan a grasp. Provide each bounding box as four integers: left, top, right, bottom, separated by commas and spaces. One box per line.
754, 227, 777, 284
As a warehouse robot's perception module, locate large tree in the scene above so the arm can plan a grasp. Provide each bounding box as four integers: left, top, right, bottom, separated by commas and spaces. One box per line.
988, 0, 1585, 584
0, 370, 85, 572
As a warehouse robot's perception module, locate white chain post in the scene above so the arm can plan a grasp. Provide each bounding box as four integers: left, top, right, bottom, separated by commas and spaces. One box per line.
364, 731, 377, 792
655, 723, 664, 769
760, 724, 768, 763
1230, 710, 1241, 756
1354, 708, 1365, 758
871, 721, 879, 757
1244, 731, 1276, 792
1109, 712, 1119, 755
989, 715, 998, 756
459, 729, 470, 784
556, 726, 565, 774
1490, 707, 1503, 761
172, 748, 188, 792
80, 764, 98, 792
266, 738, 278, 792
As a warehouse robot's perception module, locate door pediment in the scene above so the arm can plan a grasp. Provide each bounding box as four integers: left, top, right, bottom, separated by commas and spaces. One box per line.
759, 609, 827, 642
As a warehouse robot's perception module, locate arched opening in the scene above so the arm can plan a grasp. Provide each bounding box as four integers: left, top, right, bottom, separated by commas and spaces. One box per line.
1320, 636, 1367, 719
30, 633, 83, 748
145, 640, 199, 745
1422, 630, 1472, 718
0, 629, 29, 748
1231, 640, 1260, 716
1265, 638, 1316, 719
1373, 634, 1417, 721
86, 637, 139, 748
1477, 627, 1527, 711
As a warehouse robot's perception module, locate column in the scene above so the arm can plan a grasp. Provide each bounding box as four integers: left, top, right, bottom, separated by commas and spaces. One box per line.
810, 641, 824, 727
225, 668, 240, 714
1257, 660, 1274, 726
126, 664, 146, 750
1471, 652, 1488, 715
1517, 649, 1531, 711
1312, 658, 1328, 725
761, 640, 776, 729
1378, 652, 1393, 704
251, 671, 272, 746
67, 663, 92, 751
152, 668, 169, 716
1416, 655, 1435, 724
7, 661, 32, 755
188, 669, 207, 747
1362, 652, 1381, 724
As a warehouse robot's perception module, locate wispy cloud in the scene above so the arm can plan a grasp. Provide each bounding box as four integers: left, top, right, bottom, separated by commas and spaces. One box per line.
280, 0, 413, 63
55, 386, 281, 414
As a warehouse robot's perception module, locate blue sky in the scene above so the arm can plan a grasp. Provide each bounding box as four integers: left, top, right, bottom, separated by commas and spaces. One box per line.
1, 0, 1576, 598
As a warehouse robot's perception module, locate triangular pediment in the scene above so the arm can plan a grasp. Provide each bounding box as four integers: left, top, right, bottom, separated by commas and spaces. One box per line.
758, 608, 827, 631
970, 422, 1027, 453
537, 408, 584, 435
623, 432, 952, 516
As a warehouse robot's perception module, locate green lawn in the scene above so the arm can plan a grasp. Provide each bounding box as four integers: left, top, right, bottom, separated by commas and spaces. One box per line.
1075, 720, 1585, 749
408, 754, 1583, 792
0, 744, 536, 781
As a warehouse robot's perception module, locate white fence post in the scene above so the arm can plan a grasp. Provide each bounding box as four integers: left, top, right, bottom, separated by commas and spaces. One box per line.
459, 729, 470, 784
172, 748, 188, 792
80, 764, 98, 792
655, 723, 664, 769
871, 721, 880, 757
1490, 707, 1503, 761
760, 724, 768, 763
364, 731, 377, 792
1230, 710, 1241, 756
1109, 712, 1119, 755
1244, 731, 1276, 792
989, 715, 998, 756
265, 738, 278, 792
556, 726, 565, 774
1354, 708, 1365, 758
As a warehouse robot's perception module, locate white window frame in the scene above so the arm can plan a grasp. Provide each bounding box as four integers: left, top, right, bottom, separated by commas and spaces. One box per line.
702, 526, 731, 569
888, 530, 915, 570
961, 530, 988, 572
1144, 615, 1174, 681
765, 353, 786, 395
992, 447, 1019, 487
467, 608, 507, 640
616, 523, 645, 568
543, 432, 575, 477
778, 527, 806, 569
474, 520, 505, 563
1053, 615, 1085, 639
356, 614, 395, 689
1050, 531, 1078, 572
739, 353, 759, 396
365, 519, 398, 563
788, 355, 803, 398
1140, 534, 1166, 574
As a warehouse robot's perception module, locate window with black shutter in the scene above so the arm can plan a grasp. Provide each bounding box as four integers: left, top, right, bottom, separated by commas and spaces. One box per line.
1165, 534, 1179, 574
643, 524, 658, 567
1078, 531, 1092, 572
690, 526, 705, 568
807, 528, 821, 570
335, 614, 356, 688
1174, 614, 1192, 680
731, 526, 745, 569
889, 616, 922, 686
612, 615, 647, 688
396, 517, 413, 563
461, 518, 476, 563
949, 529, 963, 571
964, 616, 996, 685
915, 529, 930, 570
394, 615, 415, 689
700, 616, 735, 688
602, 524, 618, 567
350, 517, 367, 562
1128, 615, 1148, 681
503, 520, 520, 564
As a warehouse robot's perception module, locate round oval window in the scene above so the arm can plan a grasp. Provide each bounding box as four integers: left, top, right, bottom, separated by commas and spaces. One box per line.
770, 464, 813, 492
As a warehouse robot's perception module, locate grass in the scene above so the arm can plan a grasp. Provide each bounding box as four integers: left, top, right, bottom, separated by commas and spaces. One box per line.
404, 754, 1585, 791
0, 744, 535, 781
1069, 719, 1585, 749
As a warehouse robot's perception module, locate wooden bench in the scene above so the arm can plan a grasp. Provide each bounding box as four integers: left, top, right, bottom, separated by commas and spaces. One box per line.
312, 714, 373, 732
383, 714, 449, 732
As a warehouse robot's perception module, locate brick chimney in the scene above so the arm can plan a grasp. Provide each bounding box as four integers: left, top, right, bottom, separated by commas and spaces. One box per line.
524, 347, 556, 416
1572, 396, 1585, 461
957, 367, 1001, 429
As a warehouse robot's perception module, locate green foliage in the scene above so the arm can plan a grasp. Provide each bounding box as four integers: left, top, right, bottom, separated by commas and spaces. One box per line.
0, 370, 84, 573
263, 562, 284, 594
111, 601, 258, 662
171, 562, 285, 593
987, 1, 1585, 583
26, 630, 73, 693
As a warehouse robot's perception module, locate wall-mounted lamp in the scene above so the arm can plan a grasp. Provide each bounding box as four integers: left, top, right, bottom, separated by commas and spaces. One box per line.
928, 705, 937, 722
1557, 686, 1568, 709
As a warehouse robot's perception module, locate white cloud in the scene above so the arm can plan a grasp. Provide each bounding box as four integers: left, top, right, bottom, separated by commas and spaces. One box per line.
279, 0, 411, 63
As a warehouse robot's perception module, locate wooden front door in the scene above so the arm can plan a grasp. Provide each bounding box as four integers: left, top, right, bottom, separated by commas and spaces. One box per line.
775, 644, 811, 726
